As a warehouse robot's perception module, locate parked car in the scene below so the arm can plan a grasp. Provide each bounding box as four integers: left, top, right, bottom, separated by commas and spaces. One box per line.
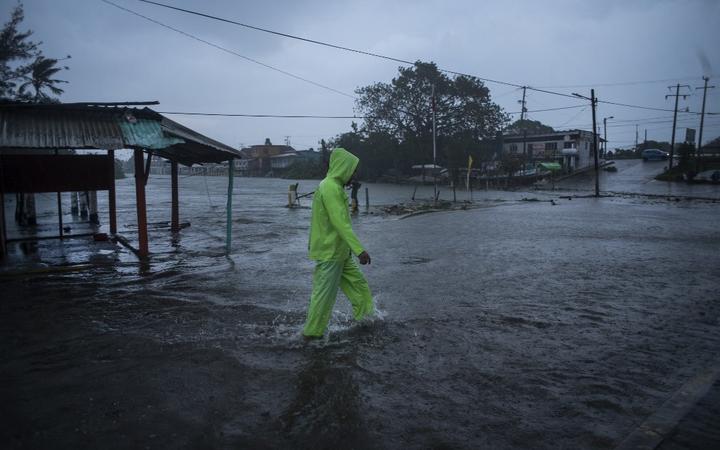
642, 149, 669, 161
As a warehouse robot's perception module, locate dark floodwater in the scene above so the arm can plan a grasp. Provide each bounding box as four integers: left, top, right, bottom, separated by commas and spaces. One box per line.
2, 166, 720, 449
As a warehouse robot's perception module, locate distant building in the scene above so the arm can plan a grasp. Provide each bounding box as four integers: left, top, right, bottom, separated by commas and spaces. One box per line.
295, 149, 322, 162
270, 152, 298, 170
238, 144, 295, 176
240, 144, 294, 159
502, 130, 604, 172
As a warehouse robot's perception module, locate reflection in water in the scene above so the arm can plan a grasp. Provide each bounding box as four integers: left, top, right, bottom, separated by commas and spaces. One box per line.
280, 347, 366, 449
1, 174, 719, 449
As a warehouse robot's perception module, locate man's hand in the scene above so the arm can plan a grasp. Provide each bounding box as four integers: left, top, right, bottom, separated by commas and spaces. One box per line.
358, 251, 371, 265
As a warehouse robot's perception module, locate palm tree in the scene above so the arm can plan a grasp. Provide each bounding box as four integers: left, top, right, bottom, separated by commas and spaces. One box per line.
18, 55, 68, 102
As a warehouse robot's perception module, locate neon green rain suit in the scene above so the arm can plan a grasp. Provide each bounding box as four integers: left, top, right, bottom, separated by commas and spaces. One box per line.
303, 148, 374, 337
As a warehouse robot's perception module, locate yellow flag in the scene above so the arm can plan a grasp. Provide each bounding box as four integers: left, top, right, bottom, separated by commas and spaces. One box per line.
466, 155, 473, 191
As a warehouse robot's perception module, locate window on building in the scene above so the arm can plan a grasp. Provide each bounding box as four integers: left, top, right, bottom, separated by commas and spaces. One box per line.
563, 141, 574, 149
510, 144, 518, 152
545, 142, 557, 150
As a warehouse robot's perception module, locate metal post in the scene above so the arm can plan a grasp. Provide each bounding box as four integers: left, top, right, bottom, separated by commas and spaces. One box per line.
603, 116, 613, 159
665, 84, 690, 171
431, 84, 437, 201
520, 86, 527, 174
696, 76, 715, 163
226, 158, 234, 255
108, 150, 117, 234
171, 160, 179, 233
603, 118, 607, 158
134, 149, 149, 258
669, 84, 680, 170
365, 187, 369, 209
591, 89, 599, 197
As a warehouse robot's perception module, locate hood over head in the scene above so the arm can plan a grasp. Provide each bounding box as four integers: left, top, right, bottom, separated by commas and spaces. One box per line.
327, 147, 359, 184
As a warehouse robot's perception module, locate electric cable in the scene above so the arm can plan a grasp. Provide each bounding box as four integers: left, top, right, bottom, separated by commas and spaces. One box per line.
101, 0, 354, 98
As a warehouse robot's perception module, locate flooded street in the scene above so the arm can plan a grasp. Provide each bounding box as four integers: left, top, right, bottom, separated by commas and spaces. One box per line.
2, 166, 720, 449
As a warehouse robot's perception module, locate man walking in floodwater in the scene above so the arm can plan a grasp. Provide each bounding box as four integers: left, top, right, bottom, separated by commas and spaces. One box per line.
303, 148, 374, 339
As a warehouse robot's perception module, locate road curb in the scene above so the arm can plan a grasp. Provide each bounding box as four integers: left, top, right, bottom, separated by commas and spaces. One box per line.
615, 359, 720, 450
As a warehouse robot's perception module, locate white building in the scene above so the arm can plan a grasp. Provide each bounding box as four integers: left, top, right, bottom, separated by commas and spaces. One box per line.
502, 130, 603, 172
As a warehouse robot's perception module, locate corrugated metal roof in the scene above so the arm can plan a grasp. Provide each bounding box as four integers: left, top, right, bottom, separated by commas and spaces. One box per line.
0, 102, 241, 165
156, 115, 241, 165
0, 106, 126, 150
118, 118, 184, 150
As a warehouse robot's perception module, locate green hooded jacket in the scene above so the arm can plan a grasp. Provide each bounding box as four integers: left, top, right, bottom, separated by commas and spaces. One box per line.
308, 148, 364, 260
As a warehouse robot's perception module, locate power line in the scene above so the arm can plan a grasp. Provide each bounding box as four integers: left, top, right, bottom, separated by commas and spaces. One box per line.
135, 0, 582, 100
103, 0, 720, 123
136, 0, 720, 115
159, 111, 367, 119
101, 0, 354, 98
507, 105, 586, 115
535, 76, 704, 89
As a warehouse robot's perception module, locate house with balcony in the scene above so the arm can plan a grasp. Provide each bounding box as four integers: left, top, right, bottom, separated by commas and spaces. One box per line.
502, 130, 604, 173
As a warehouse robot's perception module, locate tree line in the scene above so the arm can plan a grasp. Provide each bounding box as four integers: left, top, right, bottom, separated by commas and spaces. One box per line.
326, 61, 512, 179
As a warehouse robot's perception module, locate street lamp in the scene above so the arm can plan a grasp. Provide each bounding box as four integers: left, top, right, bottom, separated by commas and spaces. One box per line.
572, 91, 600, 197
603, 116, 614, 158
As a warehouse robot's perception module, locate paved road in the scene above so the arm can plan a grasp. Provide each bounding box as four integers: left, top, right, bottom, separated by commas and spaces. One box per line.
656, 378, 720, 450
555, 159, 720, 199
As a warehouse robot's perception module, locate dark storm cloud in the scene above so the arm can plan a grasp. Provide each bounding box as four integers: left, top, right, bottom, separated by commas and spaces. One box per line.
6, 0, 720, 150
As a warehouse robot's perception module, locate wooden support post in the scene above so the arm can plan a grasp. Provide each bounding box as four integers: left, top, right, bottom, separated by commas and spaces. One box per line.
0, 190, 6, 258
134, 149, 149, 258
108, 150, 117, 234
55, 150, 63, 238
226, 158, 234, 255
144, 151, 152, 186
71, 191, 79, 216
88, 191, 99, 225
57, 192, 63, 238
171, 160, 179, 233
79, 191, 88, 218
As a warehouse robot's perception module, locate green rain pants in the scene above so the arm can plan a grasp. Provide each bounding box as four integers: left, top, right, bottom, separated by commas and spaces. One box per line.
303, 255, 374, 337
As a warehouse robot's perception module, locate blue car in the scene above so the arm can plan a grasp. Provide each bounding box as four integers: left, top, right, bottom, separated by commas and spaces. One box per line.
642, 149, 669, 161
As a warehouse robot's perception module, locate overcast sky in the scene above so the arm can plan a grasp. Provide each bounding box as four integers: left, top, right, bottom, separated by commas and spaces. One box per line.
8, 0, 720, 152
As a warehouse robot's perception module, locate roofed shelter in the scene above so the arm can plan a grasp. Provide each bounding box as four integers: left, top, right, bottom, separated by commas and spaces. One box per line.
0, 101, 241, 259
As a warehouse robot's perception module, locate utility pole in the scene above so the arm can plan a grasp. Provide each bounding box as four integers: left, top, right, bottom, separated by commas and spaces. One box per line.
572, 90, 600, 197
519, 86, 528, 173
644, 129, 647, 145
432, 84, 437, 201
665, 84, 690, 170
696, 76, 715, 162
603, 116, 614, 158
635, 125, 639, 150
591, 90, 599, 197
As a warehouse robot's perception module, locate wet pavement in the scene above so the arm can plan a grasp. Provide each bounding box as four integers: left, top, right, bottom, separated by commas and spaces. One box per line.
656, 378, 720, 449
2, 163, 720, 449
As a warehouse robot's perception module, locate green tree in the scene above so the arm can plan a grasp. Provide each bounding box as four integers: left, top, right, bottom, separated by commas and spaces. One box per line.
355, 61, 508, 168
18, 55, 68, 102
0, 2, 39, 99
504, 119, 554, 136
499, 154, 522, 178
